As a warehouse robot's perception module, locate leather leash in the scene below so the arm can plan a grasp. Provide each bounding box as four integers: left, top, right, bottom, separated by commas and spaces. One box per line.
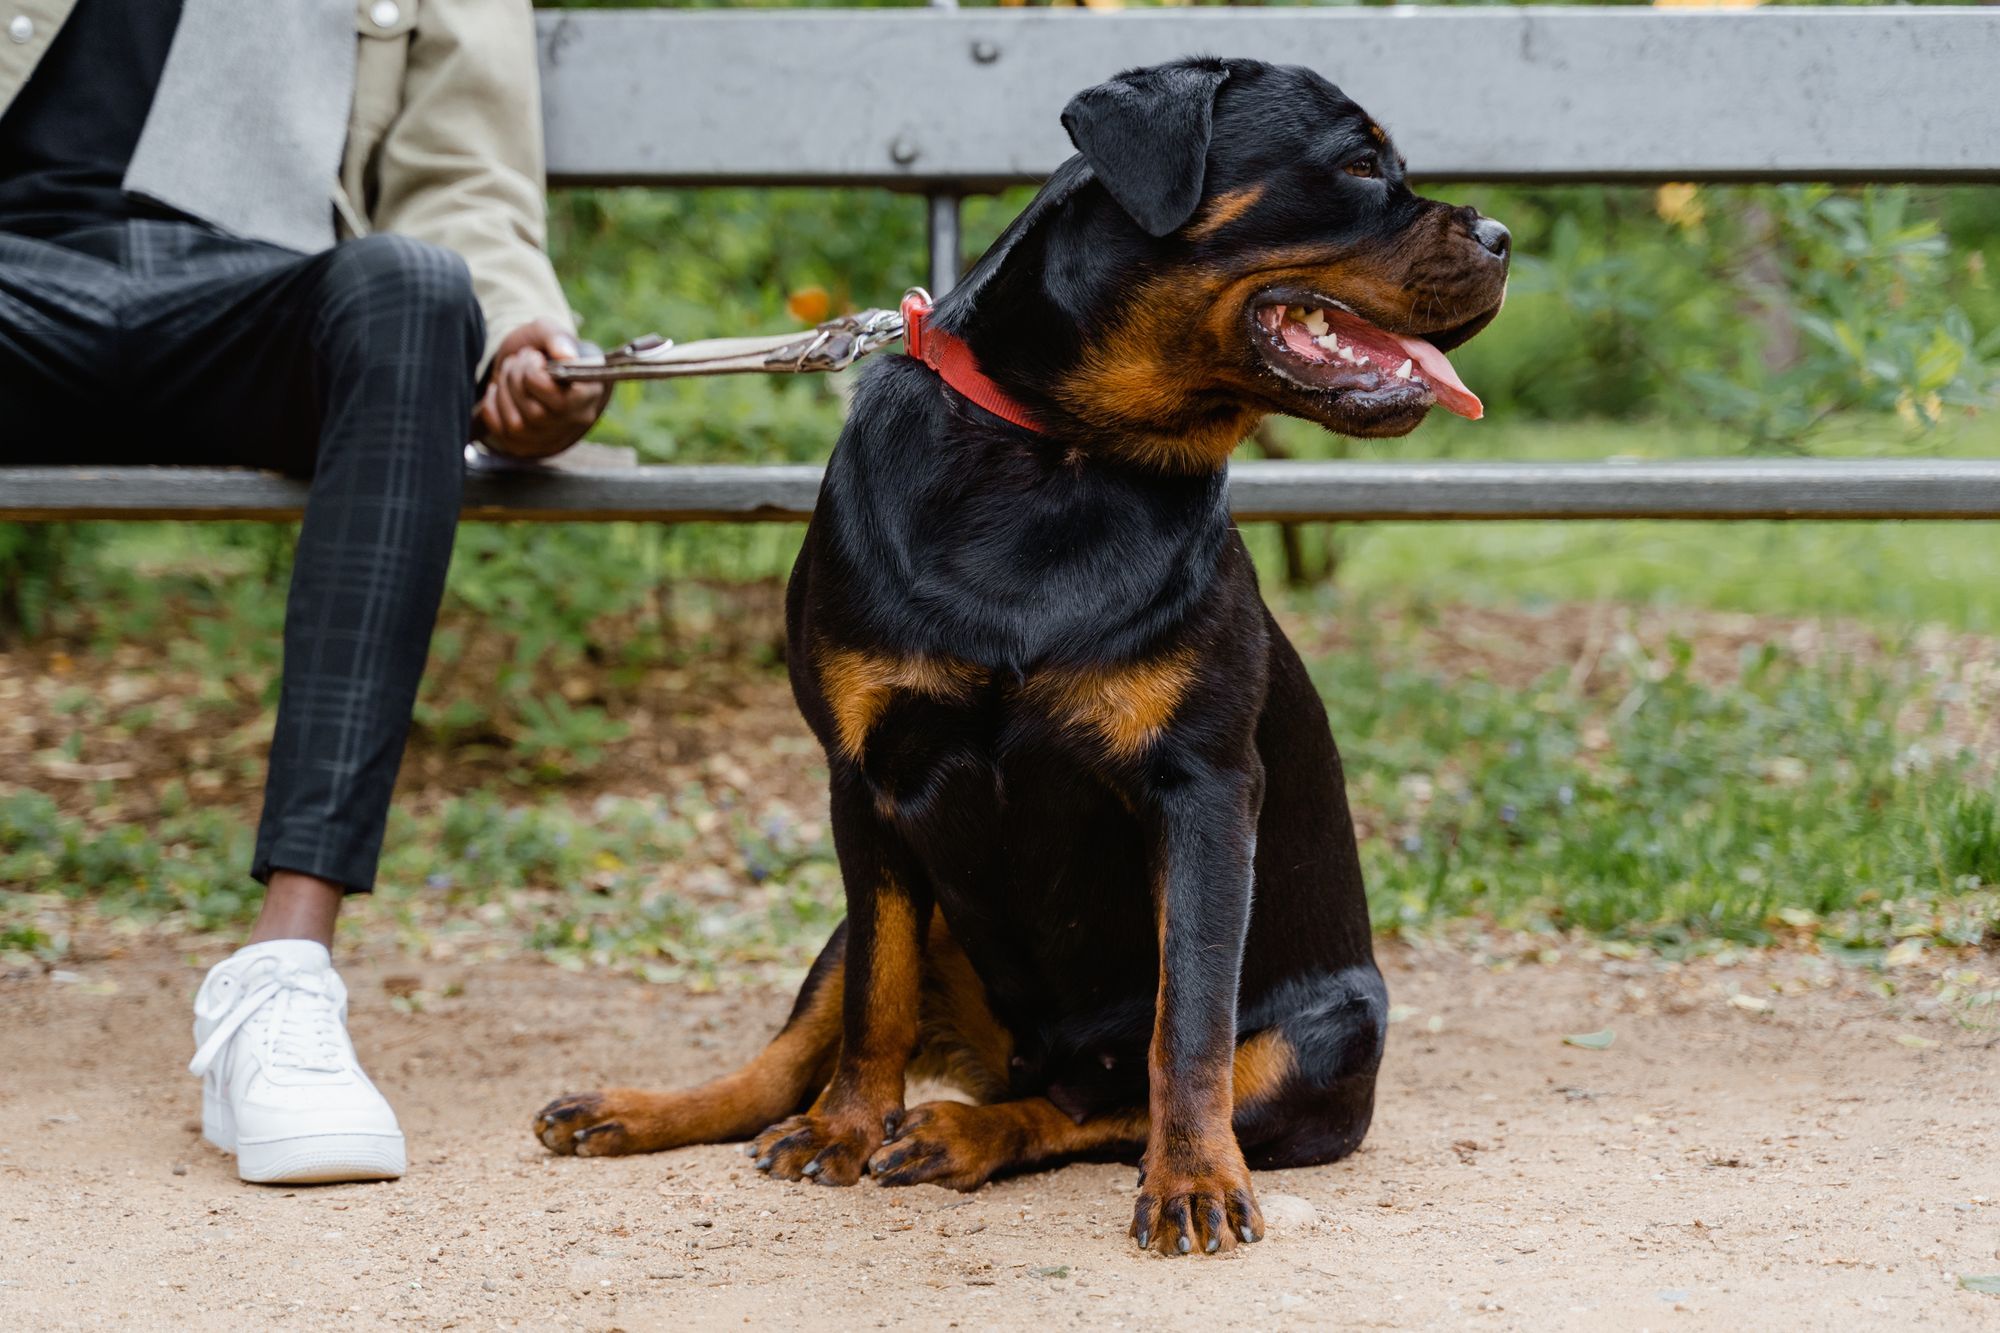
551, 288, 1044, 432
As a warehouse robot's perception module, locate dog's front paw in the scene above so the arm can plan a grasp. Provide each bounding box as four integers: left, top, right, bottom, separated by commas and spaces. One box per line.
534, 1091, 642, 1157
748, 1109, 885, 1186
867, 1102, 1000, 1191
1130, 1150, 1263, 1256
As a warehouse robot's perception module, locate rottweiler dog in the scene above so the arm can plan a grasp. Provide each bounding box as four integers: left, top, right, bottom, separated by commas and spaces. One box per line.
535, 56, 1508, 1257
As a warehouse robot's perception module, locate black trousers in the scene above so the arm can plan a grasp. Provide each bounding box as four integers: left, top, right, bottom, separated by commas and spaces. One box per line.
0, 219, 484, 892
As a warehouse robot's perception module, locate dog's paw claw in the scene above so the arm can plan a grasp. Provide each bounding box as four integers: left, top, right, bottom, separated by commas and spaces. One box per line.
532, 1092, 608, 1155
748, 1111, 879, 1186
571, 1121, 627, 1157
1129, 1159, 1261, 1257
864, 1103, 996, 1192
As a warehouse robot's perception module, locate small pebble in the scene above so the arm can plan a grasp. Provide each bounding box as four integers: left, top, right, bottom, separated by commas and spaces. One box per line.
1258, 1192, 1317, 1234
171, 1162, 188, 1177
482, 1278, 498, 1292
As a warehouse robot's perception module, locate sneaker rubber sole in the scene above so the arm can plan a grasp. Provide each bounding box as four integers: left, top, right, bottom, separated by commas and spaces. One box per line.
203, 1082, 406, 1184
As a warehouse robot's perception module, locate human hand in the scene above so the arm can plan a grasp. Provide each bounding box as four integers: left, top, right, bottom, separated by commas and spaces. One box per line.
476, 319, 609, 459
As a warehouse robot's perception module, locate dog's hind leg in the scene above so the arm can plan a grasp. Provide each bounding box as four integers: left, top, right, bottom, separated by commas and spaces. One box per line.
1232, 964, 1389, 1170
533, 925, 846, 1157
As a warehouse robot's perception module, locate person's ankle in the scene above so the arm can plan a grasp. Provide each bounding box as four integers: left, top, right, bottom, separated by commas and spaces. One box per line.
246, 870, 344, 947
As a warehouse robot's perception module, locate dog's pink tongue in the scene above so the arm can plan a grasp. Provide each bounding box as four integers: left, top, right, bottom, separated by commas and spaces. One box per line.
1392, 333, 1482, 420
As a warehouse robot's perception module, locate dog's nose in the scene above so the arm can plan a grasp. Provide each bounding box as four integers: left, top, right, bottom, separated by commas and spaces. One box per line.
1472, 216, 1511, 260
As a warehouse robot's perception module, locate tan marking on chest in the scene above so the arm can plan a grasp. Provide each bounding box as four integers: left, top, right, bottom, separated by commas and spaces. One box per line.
1022, 650, 1199, 759
816, 646, 985, 760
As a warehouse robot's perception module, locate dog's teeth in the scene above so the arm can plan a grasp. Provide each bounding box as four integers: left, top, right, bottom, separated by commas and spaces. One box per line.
1336, 346, 1358, 364
1302, 309, 1329, 337
1313, 332, 1339, 353
1396, 359, 1413, 380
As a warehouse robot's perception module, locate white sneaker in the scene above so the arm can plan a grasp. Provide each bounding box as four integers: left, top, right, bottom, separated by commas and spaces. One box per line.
189, 940, 406, 1184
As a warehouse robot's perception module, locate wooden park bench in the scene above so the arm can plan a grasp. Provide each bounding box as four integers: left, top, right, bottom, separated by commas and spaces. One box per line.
4, 5, 1999, 525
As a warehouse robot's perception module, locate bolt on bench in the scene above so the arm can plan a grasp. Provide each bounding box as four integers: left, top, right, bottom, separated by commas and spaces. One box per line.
5, 6, 1999, 525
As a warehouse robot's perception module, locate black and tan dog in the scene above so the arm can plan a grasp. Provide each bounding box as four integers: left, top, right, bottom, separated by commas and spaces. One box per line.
535, 56, 1507, 1257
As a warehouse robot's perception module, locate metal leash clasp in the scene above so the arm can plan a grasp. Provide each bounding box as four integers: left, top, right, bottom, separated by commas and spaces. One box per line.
761, 302, 911, 374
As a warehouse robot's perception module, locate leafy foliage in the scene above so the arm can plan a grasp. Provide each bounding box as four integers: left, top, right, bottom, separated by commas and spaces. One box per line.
1419, 183, 1996, 446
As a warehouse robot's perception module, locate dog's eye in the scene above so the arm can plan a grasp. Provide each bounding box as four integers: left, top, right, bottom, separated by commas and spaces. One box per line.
1344, 156, 1379, 179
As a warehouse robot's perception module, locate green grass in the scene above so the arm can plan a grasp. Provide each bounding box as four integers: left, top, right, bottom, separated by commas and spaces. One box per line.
0, 785, 846, 986
1322, 619, 1999, 948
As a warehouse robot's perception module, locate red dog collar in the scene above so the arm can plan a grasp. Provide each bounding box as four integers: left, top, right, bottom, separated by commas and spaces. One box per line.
900, 289, 1045, 433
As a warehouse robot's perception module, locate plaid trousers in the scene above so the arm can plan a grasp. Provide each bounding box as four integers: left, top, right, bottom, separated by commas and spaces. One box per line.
0, 219, 484, 892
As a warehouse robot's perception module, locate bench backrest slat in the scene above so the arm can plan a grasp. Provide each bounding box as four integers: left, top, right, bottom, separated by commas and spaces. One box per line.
539, 9, 2000, 188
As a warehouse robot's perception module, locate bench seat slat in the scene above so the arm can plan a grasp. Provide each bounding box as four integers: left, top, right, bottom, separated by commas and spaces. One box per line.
8, 460, 2000, 523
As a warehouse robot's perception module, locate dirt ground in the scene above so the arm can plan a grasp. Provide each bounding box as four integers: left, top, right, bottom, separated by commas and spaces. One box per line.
4, 937, 1998, 1331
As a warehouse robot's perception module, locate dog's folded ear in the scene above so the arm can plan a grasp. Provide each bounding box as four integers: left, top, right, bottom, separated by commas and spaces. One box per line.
1061, 60, 1233, 238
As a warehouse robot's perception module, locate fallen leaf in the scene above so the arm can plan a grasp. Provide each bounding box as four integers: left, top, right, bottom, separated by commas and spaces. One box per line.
1893, 1034, 1939, 1050
1884, 939, 1926, 969
1564, 1029, 1615, 1050
37, 758, 138, 782
786, 286, 832, 324
1958, 1274, 2000, 1295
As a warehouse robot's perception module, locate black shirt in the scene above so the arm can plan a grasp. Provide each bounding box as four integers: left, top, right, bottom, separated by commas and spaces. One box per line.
0, 0, 187, 237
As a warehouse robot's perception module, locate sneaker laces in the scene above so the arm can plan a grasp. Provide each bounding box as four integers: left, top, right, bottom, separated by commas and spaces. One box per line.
189, 957, 348, 1078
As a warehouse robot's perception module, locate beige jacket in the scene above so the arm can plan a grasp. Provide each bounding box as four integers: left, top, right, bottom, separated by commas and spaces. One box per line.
0, 0, 573, 371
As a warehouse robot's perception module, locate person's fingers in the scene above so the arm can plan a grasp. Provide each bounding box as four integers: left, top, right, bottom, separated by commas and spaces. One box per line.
550, 381, 609, 423
505, 357, 551, 428
516, 351, 571, 415
478, 381, 504, 437
530, 332, 607, 422
494, 319, 583, 361
493, 367, 526, 438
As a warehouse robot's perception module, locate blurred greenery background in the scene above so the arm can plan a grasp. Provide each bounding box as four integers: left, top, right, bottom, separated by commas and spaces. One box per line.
3, 0, 1998, 979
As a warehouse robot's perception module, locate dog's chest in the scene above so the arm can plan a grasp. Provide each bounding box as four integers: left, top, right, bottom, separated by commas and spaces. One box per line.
813, 645, 1198, 773
806, 646, 1184, 1033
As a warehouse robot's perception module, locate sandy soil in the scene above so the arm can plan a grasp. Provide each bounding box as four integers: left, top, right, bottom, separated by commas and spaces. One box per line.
4, 938, 1997, 1331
